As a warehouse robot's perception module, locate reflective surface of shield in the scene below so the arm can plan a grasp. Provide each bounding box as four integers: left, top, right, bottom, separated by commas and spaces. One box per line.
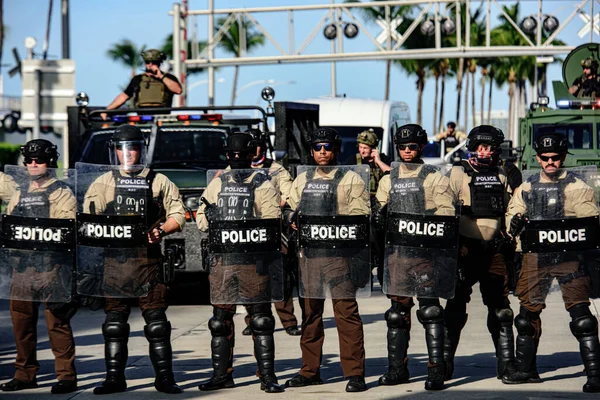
206, 168, 283, 304
0, 165, 76, 302
296, 165, 371, 299
75, 162, 153, 298
520, 167, 600, 304
383, 162, 460, 299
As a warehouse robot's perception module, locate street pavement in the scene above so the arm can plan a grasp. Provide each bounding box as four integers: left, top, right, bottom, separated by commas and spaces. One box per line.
0, 282, 598, 399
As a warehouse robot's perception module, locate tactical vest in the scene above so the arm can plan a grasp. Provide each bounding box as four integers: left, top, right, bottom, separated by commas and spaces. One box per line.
523, 172, 576, 219
388, 165, 436, 214
444, 135, 459, 150
300, 169, 345, 215
216, 171, 267, 220
110, 170, 162, 223
134, 75, 173, 108
356, 154, 383, 194
13, 180, 67, 218
462, 161, 505, 218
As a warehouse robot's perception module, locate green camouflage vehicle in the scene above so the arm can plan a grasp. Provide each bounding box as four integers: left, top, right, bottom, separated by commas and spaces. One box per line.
519, 42, 600, 170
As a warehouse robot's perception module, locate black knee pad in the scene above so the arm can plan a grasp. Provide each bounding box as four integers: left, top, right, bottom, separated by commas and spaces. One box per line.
416, 304, 444, 325
570, 314, 598, 339
495, 307, 514, 324
514, 314, 536, 337
250, 314, 275, 336
248, 303, 271, 317
105, 311, 129, 324
144, 320, 171, 341
102, 322, 130, 341
385, 307, 407, 329
142, 308, 167, 324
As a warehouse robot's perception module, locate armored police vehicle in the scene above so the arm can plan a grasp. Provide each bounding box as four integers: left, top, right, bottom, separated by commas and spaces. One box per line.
519, 43, 600, 170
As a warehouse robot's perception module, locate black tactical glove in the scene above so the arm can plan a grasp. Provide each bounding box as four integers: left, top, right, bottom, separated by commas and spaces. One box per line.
372, 203, 387, 232
201, 197, 217, 221
509, 213, 527, 238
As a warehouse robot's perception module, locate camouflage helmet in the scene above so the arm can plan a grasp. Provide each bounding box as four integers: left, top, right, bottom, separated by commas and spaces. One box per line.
581, 57, 599, 71
356, 129, 379, 147
142, 49, 166, 63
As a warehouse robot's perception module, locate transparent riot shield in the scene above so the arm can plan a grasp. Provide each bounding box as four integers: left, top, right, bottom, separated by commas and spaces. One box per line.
383, 162, 460, 299
296, 165, 371, 299
520, 167, 600, 304
0, 165, 76, 302
75, 162, 152, 298
205, 168, 284, 304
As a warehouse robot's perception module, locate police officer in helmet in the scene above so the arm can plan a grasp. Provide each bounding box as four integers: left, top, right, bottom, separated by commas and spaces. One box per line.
445, 125, 516, 381
0, 139, 78, 394
104, 49, 183, 115
374, 124, 456, 390
85, 125, 186, 395
504, 132, 600, 393
569, 57, 600, 98
196, 132, 285, 393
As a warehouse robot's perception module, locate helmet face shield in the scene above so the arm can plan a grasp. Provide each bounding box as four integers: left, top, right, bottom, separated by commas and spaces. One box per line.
109, 139, 147, 171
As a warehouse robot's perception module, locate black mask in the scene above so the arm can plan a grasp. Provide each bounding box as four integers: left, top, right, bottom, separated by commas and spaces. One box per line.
229, 158, 252, 170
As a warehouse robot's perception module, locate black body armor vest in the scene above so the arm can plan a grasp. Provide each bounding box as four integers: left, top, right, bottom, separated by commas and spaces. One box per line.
14, 180, 67, 218
110, 170, 162, 223
300, 169, 345, 215
462, 161, 505, 218
388, 165, 436, 214
217, 171, 267, 220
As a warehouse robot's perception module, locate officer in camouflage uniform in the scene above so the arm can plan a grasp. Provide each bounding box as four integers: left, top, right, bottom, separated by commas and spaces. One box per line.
445, 125, 516, 381
569, 57, 600, 98
196, 132, 285, 393
86, 125, 186, 395
504, 133, 600, 393
374, 124, 456, 391
0, 140, 78, 394
105, 49, 182, 112
347, 129, 390, 195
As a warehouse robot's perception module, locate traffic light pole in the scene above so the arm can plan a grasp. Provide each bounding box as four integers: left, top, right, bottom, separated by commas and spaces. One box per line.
32, 68, 41, 140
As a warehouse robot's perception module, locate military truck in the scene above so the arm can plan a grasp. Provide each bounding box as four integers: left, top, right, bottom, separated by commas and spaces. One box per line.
67, 94, 319, 303
519, 42, 600, 170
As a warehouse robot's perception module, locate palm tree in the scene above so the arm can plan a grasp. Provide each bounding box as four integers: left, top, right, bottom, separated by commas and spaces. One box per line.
0, 1, 4, 75
106, 39, 146, 78
437, 59, 451, 133
345, 0, 414, 100
216, 14, 265, 105
161, 34, 208, 77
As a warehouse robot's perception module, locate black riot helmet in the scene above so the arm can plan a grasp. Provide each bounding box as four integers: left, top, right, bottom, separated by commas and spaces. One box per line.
225, 132, 257, 169
108, 125, 147, 169
533, 132, 569, 154
311, 127, 342, 147
395, 124, 428, 147
466, 125, 504, 151
21, 139, 59, 168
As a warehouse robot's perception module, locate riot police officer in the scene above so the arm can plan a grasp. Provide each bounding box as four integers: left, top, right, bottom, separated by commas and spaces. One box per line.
104, 49, 183, 113
0, 140, 78, 394
284, 128, 370, 392
569, 57, 600, 98
83, 125, 186, 395
445, 125, 516, 380
504, 133, 600, 393
374, 124, 457, 390
240, 129, 301, 337
196, 132, 285, 393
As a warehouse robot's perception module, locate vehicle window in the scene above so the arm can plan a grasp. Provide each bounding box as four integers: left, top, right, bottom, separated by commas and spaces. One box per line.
155, 127, 227, 163
533, 123, 592, 149
325, 126, 385, 165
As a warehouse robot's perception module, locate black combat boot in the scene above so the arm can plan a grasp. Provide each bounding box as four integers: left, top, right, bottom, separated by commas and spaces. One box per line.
569, 311, 600, 393
443, 311, 468, 381
199, 311, 235, 391
489, 307, 516, 379
93, 322, 129, 395
501, 335, 542, 384
144, 320, 182, 394
418, 303, 446, 391
379, 302, 410, 385
251, 305, 284, 393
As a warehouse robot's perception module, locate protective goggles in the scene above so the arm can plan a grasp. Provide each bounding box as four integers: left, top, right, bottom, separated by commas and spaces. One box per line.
538, 154, 564, 162
24, 157, 48, 165
115, 141, 143, 151
312, 143, 335, 152
397, 144, 420, 151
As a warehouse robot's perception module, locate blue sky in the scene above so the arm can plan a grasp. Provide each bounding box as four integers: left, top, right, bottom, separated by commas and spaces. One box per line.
4, 0, 599, 135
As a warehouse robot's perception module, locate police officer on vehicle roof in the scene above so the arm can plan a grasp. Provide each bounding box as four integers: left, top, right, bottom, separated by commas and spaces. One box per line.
84, 125, 186, 395
435, 121, 467, 154
284, 127, 370, 393
240, 129, 301, 337
0, 139, 79, 394
196, 132, 285, 393
445, 125, 516, 381
569, 56, 600, 98
374, 124, 456, 391
504, 132, 600, 393
346, 128, 390, 196
104, 49, 183, 114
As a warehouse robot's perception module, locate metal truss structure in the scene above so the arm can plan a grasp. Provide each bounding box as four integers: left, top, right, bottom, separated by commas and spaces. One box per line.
170, 0, 600, 105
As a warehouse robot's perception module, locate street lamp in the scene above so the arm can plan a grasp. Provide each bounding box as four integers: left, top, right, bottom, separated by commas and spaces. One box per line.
520, 14, 560, 35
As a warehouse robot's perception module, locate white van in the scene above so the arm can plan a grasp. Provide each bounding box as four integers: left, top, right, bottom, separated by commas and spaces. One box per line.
301, 97, 411, 163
